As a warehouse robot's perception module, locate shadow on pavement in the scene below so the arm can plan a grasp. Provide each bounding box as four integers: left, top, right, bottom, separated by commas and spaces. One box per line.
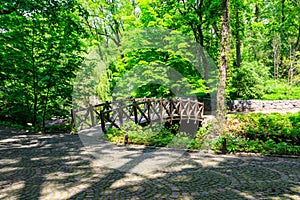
0, 127, 299, 199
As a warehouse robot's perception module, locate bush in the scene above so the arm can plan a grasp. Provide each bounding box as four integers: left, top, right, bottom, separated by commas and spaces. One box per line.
218, 112, 300, 155
105, 122, 175, 146
188, 125, 210, 150
229, 61, 269, 99
105, 122, 211, 149
105, 112, 300, 155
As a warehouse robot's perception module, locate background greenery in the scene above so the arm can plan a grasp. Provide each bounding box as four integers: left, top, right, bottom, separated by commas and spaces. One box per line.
0, 0, 87, 128
1, 0, 299, 149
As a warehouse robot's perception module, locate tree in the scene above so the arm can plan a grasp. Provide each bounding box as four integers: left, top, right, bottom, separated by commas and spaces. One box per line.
78, 0, 136, 59
216, 0, 230, 153
0, 0, 87, 128
109, 48, 207, 99
230, 0, 246, 68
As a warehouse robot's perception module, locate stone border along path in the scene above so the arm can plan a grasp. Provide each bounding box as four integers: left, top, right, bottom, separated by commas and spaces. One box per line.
0, 126, 299, 200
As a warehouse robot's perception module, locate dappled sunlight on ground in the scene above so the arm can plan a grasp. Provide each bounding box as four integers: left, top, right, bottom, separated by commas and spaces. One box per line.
0, 127, 299, 199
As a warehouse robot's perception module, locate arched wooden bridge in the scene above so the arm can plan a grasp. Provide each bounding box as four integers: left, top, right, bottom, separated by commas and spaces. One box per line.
72, 97, 204, 132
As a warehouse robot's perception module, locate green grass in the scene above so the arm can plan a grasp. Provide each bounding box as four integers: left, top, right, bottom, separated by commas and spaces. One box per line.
262, 80, 300, 100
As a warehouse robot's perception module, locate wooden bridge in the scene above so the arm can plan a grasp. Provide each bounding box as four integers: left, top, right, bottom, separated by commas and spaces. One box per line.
72, 97, 204, 132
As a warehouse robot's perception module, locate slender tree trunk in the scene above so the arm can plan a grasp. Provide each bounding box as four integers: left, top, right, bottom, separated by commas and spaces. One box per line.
273, 33, 280, 81
235, 10, 241, 68
255, 4, 259, 21
216, 0, 230, 153
42, 91, 49, 130
251, 4, 260, 60
32, 20, 38, 128
279, 0, 285, 72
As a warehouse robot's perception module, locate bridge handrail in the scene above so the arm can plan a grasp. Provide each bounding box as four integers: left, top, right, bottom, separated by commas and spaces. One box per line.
72, 97, 204, 131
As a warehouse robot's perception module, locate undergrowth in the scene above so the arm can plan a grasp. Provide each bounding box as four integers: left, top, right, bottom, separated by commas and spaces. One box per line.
106, 112, 300, 156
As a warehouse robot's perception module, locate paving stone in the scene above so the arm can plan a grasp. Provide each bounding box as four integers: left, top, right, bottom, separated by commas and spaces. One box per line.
0, 127, 299, 199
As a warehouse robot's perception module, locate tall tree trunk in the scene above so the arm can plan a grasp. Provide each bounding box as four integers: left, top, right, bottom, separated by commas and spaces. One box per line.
251, 4, 260, 60
216, 0, 230, 153
279, 0, 285, 71
235, 10, 241, 68
272, 33, 280, 81
32, 21, 38, 128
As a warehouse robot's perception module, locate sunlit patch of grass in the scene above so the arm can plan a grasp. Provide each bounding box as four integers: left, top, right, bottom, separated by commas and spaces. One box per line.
262, 80, 300, 100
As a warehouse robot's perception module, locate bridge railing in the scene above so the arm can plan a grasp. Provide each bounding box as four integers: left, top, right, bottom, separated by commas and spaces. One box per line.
72, 97, 204, 132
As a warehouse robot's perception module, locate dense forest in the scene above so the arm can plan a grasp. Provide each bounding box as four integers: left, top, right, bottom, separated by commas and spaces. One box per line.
0, 0, 299, 129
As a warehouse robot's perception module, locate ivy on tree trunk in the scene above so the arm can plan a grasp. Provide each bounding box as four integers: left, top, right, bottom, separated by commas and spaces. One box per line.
217, 0, 230, 153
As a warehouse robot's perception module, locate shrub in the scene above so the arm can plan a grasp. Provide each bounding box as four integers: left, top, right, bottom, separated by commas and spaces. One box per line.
229, 61, 269, 99
188, 125, 210, 150
218, 112, 300, 155
227, 112, 299, 145
105, 122, 175, 146
105, 121, 211, 149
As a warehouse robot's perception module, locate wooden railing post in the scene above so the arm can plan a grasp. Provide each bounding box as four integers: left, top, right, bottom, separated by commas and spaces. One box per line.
201, 102, 204, 119
133, 100, 138, 124
159, 99, 163, 122
71, 109, 75, 127
147, 99, 151, 124
169, 97, 173, 122
100, 110, 106, 133
90, 105, 95, 127
187, 98, 191, 123
105, 101, 110, 121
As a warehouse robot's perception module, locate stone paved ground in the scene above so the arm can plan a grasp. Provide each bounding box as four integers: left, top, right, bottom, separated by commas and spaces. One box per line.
0, 126, 299, 200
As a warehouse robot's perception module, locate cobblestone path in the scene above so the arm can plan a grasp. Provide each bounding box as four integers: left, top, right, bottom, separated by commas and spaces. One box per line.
0, 126, 299, 200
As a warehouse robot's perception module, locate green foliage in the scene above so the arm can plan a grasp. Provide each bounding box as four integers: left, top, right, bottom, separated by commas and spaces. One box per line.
106, 127, 126, 144
0, 119, 76, 133
148, 127, 175, 147
2, 0, 300, 130
0, 1, 87, 128
73, 49, 112, 108
0, 121, 29, 131
105, 121, 211, 149
105, 122, 175, 146
228, 112, 300, 144
213, 136, 300, 155
105, 112, 300, 155
109, 48, 208, 99
215, 112, 300, 155
44, 124, 76, 134
262, 79, 300, 100
188, 125, 211, 150
229, 61, 270, 99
